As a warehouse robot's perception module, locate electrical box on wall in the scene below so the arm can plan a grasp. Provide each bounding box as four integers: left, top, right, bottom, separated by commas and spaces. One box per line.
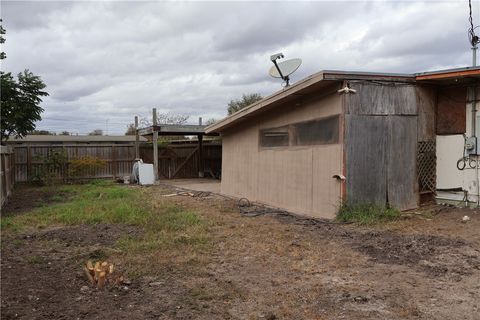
466, 136, 478, 155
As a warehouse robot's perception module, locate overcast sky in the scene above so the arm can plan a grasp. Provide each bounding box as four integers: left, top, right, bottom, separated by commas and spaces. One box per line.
1, 0, 477, 135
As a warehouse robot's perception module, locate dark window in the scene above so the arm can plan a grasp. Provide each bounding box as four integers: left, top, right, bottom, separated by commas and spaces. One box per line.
293, 115, 339, 146
259, 115, 340, 148
260, 126, 289, 147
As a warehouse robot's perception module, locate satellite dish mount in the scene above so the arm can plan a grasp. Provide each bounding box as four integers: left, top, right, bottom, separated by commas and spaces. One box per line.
270, 53, 290, 86
269, 53, 302, 87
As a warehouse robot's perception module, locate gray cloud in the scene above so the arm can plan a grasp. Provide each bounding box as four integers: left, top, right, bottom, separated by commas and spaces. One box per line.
1, 0, 476, 134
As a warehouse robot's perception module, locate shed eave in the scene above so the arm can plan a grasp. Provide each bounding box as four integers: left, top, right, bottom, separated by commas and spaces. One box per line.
205, 71, 329, 134
415, 66, 480, 81
205, 69, 417, 134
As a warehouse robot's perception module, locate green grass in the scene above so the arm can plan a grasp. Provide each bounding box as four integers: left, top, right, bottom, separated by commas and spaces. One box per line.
1, 180, 207, 237
336, 202, 400, 225
2, 179, 209, 250
117, 205, 208, 253
1, 181, 147, 231
2, 180, 210, 277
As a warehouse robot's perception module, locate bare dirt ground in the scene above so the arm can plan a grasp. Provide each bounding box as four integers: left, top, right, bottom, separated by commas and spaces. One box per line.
1, 184, 480, 319
2, 184, 73, 216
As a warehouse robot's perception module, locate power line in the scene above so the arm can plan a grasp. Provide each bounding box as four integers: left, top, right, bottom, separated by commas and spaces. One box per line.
40, 117, 131, 125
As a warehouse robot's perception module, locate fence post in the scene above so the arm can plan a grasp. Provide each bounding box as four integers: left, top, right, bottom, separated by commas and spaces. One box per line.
1, 146, 15, 208
112, 144, 117, 178
26, 145, 31, 182
197, 135, 204, 178
134, 116, 139, 160
152, 108, 158, 181
1, 149, 5, 206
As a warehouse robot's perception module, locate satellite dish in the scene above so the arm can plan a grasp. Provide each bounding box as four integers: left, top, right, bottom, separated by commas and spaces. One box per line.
268, 53, 302, 87
269, 58, 302, 78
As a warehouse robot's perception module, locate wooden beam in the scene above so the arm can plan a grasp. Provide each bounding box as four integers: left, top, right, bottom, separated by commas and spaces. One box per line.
198, 134, 204, 178
138, 124, 213, 136
152, 108, 158, 181
134, 116, 139, 159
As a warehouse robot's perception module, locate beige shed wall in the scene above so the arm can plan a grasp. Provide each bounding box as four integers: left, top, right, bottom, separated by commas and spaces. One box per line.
221, 92, 343, 219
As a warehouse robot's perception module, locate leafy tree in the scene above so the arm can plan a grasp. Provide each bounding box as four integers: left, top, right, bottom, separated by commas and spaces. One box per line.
0, 18, 6, 60
227, 93, 263, 115
88, 129, 103, 136
0, 20, 49, 142
1, 70, 49, 141
59, 131, 70, 136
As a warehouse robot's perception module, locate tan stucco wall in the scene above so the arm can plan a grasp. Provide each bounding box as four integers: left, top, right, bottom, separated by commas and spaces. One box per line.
220, 92, 344, 219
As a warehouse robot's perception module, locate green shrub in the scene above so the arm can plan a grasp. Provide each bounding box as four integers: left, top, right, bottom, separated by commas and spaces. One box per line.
69, 156, 106, 178
30, 149, 68, 185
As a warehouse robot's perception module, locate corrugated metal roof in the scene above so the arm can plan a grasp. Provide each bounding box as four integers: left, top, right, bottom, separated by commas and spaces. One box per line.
8, 135, 148, 143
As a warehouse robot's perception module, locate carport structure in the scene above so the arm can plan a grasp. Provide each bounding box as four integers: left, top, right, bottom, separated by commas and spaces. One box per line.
135, 108, 219, 180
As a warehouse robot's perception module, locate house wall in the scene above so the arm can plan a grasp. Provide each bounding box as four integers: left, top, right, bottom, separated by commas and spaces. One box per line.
436, 86, 479, 204
221, 90, 343, 219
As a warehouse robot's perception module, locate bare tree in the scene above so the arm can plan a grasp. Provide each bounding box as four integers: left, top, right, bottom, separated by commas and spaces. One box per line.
139, 112, 189, 127
125, 123, 136, 135
88, 129, 103, 136
205, 118, 217, 126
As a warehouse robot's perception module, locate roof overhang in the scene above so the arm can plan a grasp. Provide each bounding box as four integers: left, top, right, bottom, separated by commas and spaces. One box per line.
205, 66, 480, 135
414, 66, 480, 85
206, 70, 414, 134
138, 124, 218, 136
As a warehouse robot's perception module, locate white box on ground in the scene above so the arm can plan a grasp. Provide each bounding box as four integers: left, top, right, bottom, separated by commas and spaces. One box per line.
138, 163, 155, 185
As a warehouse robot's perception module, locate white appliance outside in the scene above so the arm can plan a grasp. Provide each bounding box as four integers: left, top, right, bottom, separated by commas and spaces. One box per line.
138, 163, 155, 185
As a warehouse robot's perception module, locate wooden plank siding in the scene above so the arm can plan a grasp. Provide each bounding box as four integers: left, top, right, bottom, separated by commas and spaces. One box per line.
345, 115, 388, 206
346, 82, 417, 115
344, 82, 419, 210
387, 116, 418, 210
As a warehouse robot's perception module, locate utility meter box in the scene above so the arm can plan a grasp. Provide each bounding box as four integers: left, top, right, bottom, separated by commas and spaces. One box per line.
466, 136, 478, 155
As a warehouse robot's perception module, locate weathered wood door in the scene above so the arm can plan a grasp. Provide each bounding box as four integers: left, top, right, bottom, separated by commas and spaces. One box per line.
345, 115, 388, 206
386, 116, 418, 210
345, 115, 418, 210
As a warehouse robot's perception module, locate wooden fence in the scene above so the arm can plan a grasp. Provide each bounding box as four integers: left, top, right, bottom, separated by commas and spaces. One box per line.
13, 144, 137, 182
141, 143, 222, 179
1, 146, 15, 207
12, 143, 222, 182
